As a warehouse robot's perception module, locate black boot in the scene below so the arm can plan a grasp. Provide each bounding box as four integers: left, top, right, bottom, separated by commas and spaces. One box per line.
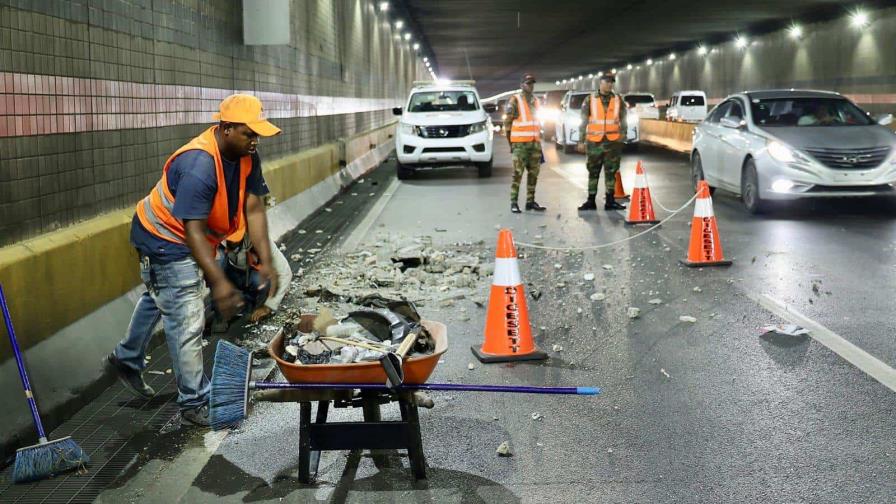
525, 201, 547, 211
511, 201, 521, 213
604, 192, 626, 210
578, 194, 597, 211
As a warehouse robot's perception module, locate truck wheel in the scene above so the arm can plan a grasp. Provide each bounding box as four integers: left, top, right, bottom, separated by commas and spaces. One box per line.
397, 162, 414, 180
477, 159, 493, 178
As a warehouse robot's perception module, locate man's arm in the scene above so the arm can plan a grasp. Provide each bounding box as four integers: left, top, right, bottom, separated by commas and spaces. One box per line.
579, 95, 591, 142
244, 193, 277, 300
503, 97, 517, 144
184, 220, 243, 318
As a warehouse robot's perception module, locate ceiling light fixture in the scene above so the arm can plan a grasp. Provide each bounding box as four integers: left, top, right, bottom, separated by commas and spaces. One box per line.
379, 1, 389, 11
588, 73, 593, 78
668, 53, 675, 61
395, 20, 404, 30
646, 58, 653, 65
697, 45, 707, 55
412, 42, 420, 50
627, 64, 633, 70
611, 68, 617, 73
850, 10, 869, 28
403, 32, 412, 41
735, 35, 748, 48
788, 24, 803, 39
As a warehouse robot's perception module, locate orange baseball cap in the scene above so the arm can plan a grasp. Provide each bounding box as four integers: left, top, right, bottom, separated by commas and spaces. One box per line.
212, 94, 281, 137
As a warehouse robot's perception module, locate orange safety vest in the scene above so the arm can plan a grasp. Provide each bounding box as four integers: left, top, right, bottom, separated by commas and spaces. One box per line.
509, 94, 540, 143
586, 93, 622, 143
135, 126, 252, 249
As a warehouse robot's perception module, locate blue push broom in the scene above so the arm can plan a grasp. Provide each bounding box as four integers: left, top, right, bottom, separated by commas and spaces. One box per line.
0, 283, 89, 483
209, 340, 600, 430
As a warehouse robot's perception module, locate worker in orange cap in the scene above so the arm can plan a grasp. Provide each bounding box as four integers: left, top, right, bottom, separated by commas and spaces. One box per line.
104, 94, 280, 427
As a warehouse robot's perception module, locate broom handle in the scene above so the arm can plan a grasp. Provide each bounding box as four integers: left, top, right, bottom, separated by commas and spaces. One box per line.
250, 381, 600, 395
0, 283, 47, 440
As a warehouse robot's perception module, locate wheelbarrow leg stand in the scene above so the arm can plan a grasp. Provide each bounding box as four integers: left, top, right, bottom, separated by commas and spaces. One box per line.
298, 400, 330, 484
399, 391, 427, 479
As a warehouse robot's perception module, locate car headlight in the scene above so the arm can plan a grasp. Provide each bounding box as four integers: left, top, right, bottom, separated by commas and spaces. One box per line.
468, 121, 487, 135
767, 140, 797, 163
400, 123, 417, 136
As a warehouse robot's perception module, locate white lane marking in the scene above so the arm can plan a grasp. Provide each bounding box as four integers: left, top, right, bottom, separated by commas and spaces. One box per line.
339, 176, 400, 252
654, 224, 896, 393
752, 293, 896, 393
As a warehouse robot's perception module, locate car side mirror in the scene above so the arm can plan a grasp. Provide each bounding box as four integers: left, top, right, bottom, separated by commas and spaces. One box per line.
720, 117, 745, 129
484, 103, 497, 113
877, 113, 893, 126
392, 107, 403, 116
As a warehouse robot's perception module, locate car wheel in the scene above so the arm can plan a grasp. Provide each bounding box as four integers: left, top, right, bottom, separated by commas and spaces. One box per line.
740, 158, 765, 214
690, 152, 715, 195
397, 162, 414, 180
477, 159, 493, 178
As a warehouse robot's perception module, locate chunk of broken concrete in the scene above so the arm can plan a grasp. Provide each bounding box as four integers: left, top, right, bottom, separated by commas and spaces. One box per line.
496, 441, 512, 457
679, 315, 697, 323
590, 292, 606, 301
627, 307, 641, 319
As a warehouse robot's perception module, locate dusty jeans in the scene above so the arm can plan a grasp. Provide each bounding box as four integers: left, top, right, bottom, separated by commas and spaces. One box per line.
114, 256, 209, 410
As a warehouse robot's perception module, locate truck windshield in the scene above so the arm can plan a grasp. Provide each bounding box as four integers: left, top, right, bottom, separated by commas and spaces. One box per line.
624, 95, 655, 106
751, 97, 873, 127
408, 91, 479, 112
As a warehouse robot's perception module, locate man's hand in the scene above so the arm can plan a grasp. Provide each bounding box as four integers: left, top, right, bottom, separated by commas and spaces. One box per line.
256, 263, 278, 304
575, 142, 586, 154
211, 280, 244, 320
249, 305, 273, 323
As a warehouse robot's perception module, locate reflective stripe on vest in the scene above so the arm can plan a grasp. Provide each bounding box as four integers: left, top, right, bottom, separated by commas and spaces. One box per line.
510, 94, 540, 143
135, 126, 252, 248
586, 94, 621, 142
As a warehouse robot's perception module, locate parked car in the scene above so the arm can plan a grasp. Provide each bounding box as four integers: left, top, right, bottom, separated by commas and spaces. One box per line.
394, 81, 496, 179
623, 92, 660, 120
555, 91, 640, 153
666, 90, 708, 122
691, 89, 896, 213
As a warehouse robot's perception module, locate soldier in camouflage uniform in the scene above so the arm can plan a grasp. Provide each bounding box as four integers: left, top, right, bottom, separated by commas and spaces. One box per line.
577, 74, 627, 211
503, 74, 546, 214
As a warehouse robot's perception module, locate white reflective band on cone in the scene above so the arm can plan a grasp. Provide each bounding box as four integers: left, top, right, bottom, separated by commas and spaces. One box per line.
633, 173, 648, 188
694, 198, 714, 218
492, 257, 522, 287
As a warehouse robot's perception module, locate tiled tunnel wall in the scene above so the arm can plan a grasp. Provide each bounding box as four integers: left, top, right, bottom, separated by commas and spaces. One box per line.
569, 6, 896, 114
0, 0, 422, 245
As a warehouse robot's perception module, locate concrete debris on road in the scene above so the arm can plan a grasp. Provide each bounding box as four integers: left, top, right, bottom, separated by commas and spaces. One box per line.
648, 298, 663, 305
583, 273, 595, 281
660, 368, 671, 378
590, 292, 606, 301
467, 362, 476, 370
761, 324, 810, 337
531, 412, 543, 421
602, 264, 613, 270
552, 344, 563, 352
496, 441, 512, 457
627, 307, 641, 319
693, 286, 703, 292
679, 315, 697, 323
290, 254, 301, 262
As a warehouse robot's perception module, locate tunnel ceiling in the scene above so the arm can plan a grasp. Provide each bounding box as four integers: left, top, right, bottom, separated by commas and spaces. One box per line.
400, 0, 884, 96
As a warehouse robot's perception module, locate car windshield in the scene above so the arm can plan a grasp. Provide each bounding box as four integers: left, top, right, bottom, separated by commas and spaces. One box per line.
750, 97, 873, 127
680, 95, 705, 106
408, 91, 479, 112
569, 94, 589, 109
624, 95, 655, 106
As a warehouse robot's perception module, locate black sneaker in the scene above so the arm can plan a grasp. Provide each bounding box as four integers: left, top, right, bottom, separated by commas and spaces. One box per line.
510, 202, 521, 214
104, 353, 156, 399
181, 404, 210, 427
604, 194, 627, 211
525, 201, 547, 211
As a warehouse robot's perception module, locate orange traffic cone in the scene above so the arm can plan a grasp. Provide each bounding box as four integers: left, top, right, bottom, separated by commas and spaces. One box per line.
613, 171, 629, 200
472, 229, 547, 363
680, 181, 732, 267
624, 161, 659, 225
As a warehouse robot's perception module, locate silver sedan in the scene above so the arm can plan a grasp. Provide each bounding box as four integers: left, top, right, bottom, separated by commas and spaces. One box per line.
691, 90, 896, 213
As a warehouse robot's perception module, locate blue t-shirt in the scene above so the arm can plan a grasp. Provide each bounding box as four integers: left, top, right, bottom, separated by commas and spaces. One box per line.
131, 150, 269, 263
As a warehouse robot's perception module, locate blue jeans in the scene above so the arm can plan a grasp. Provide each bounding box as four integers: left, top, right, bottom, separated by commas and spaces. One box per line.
114, 256, 209, 410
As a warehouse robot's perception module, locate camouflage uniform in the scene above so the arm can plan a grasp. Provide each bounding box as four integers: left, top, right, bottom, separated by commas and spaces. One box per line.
503, 92, 541, 203
579, 92, 628, 196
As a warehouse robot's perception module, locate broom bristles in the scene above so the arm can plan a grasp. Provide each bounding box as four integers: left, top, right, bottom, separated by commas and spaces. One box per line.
13, 436, 89, 483
209, 340, 252, 430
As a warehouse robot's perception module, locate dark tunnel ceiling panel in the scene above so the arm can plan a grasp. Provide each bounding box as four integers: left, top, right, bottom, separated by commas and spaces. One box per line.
403, 0, 882, 95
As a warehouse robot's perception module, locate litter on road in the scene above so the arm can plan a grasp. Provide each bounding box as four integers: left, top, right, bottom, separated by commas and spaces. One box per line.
761, 324, 810, 337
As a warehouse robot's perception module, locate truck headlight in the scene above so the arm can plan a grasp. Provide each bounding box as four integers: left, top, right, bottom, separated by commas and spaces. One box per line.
400, 123, 417, 136
468, 121, 487, 135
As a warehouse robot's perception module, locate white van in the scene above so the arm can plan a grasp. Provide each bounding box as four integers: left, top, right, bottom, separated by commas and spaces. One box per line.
394, 81, 496, 179
666, 90, 708, 122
